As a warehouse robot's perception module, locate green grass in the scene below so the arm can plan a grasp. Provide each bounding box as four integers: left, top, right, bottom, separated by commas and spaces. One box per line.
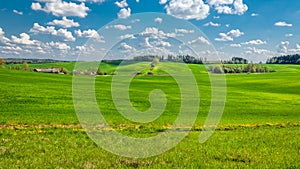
0, 126, 298, 168
0, 63, 299, 168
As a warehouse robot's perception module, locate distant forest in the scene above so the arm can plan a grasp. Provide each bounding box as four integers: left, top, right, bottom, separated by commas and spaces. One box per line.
267, 54, 300, 64
4, 58, 69, 64
133, 55, 204, 64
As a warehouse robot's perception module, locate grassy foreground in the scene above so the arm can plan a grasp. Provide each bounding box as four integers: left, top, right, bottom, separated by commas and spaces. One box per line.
0, 63, 299, 168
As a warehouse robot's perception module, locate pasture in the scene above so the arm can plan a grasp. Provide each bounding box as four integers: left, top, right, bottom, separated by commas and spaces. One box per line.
0, 62, 299, 168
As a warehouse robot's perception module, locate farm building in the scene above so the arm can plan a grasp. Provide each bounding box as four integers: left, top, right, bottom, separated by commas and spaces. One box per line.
33, 68, 60, 74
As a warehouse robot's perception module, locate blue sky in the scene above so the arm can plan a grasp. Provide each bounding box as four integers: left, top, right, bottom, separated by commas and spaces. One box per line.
0, 0, 299, 62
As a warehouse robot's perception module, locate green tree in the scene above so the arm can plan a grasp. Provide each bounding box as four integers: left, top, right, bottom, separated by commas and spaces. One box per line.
150, 57, 159, 70
23, 61, 29, 70
60, 67, 68, 74
96, 68, 102, 75
213, 65, 224, 74
0, 58, 5, 68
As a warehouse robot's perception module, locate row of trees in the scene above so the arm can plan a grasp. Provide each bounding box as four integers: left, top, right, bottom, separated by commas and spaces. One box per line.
133, 55, 204, 64
3, 58, 62, 64
208, 64, 275, 74
222, 57, 248, 64
267, 54, 300, 64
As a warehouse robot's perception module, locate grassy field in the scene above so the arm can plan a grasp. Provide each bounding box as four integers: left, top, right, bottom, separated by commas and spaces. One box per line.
0, 63, 299, 168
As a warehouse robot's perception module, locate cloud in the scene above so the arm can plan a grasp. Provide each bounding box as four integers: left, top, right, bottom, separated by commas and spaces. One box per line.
244, 47, 272, 55
105, 24, 132, 30
56, 29, 76, 42
251, 13, 259, 17
114, 24, 132, 30
203, 21, 221, 27
230, 43, 241, 47
47, 41, 70, 50
140, 27, 176, 39
119, 34, 136, 39
30, 23, 76, 41
165, 0, 210, 20
13, 9, 23, 15
115, 0, 128, 8
0, 46, 23, 55
119, 42, 136, 52
0, 27, 11, 44
206, 0, 234, 6
289, 44, 300, 53
139, 37, 172, 49
154, 17, 163, 23
274, 21, 293, 27
11, 33, 38, 45
242, 39, 267, 45
140, 37, 152, 47
31, 0, 90, 18
77, 0, 105, 3
175, 28, 194, 34
75, 45, 97, 54
188, 36, 210, 45
117, 8, 131, 19
75, 29, 104, 42
215, 29, 244, 41
277, 41, 289, 53
208, 0, 248, 15
47, 17, 80, 28
159, 0, 168, 4
285, 34, 293, 37
30, 23, 56, 34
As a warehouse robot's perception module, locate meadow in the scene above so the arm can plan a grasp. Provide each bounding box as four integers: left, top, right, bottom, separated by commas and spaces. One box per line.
0, 62, 299, 168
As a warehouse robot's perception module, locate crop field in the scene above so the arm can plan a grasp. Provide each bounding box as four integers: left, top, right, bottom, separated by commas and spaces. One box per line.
0, 63, 299, 168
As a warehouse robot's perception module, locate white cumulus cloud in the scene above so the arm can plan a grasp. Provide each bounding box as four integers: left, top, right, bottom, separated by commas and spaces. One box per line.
230, 43, 241, 47
115, 0, 128, 8
11, 33, 38, 45
277, 41, 289, 53
117, 8, 131, 19
47, 41, 70, 50
31, 0, 90, 18
159, 0, 168, 4
113, 24, 132, 30
215, 29, 244, 41
0, 27, 11, 44
47, 17, 80, 28
242, 39, 267, 45
175, 28, 194, 34
208, 0, 248, 15
30, 23, 76, 41
165, 0, 210, 20
188, 36, 210, 45
77, 0, 105, 3
274, 21, 293, 27
119, 42, 136, 51
75, 29, 104, 42
154, 17, 163, 23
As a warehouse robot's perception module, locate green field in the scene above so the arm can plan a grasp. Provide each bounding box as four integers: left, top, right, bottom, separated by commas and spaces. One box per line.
0, 63, 299, 168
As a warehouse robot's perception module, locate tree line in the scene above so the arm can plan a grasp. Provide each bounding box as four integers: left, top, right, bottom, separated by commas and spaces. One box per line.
208, 64, 275, 74
266, 54, 300, 64
133, 55, 204, 64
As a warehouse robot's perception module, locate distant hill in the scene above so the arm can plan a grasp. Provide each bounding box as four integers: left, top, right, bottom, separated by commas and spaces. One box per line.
4, 58, 69, 64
